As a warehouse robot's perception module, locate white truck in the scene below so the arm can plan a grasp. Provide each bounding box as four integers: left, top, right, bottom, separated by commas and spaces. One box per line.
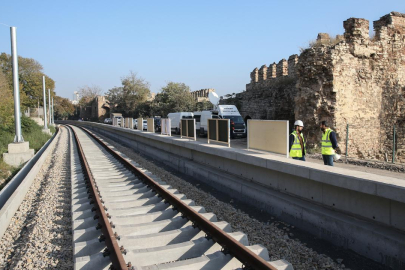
194, 105, 246, 137
167, 112, 194, 134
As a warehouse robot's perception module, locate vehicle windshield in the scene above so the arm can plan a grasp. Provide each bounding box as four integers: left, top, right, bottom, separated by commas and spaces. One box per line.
222, 115, 244, 124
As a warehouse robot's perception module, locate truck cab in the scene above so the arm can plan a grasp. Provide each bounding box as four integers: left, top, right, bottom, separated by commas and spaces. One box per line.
217, 105, 246, 137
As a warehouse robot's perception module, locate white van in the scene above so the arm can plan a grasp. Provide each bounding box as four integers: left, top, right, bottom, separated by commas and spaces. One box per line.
217, 105, 246, 137
167, 112, 194, 134
194, 111, 218, 136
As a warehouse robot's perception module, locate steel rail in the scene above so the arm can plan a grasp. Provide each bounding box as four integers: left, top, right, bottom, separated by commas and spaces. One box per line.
69, 126, 128, 270
78, 126, 276, 270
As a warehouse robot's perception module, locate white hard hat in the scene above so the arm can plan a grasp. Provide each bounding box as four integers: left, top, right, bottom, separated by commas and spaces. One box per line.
294, 120, 304, 127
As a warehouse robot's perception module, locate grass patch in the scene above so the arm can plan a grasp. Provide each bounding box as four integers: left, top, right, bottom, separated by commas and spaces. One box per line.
0, 116, 53, 190
0, 160, 20, 190
49, 125, 56, 134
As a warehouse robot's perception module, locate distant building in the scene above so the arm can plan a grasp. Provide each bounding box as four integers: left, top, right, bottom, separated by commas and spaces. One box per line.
79, 95, 110, 121
71, 91, 79, 105
147, 92, 156, 102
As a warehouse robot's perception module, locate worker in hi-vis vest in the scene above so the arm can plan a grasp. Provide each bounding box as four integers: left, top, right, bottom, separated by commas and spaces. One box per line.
320, 120, 339, 166
289, 120, 306, 161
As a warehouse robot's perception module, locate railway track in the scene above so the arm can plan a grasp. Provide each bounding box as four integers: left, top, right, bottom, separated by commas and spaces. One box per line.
68, 125, 292, 270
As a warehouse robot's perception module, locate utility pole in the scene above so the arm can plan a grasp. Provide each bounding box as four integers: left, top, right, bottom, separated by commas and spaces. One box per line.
43, 76, 48, 130
48, 89, 51, 125
52, 97, 54, 124
3, 27, 34, 166
10, 27, 23, 142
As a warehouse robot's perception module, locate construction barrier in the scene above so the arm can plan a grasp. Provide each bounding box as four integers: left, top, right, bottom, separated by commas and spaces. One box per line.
112, 118, 118, 126
247, 120, 289, 157
161, 118, 171, 136
180, 119, 196, 141
207, 119, 230, 147
147, 118, 154, 133
137, 118, 143, 131
126, 117, 134, 129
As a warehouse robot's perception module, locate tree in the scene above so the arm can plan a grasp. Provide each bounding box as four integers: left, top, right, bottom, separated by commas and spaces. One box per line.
0, 72, 14, 130
0, 53, 55, 108
106, 72, 150, 117
54, 96, 75, 120
78, 85, 103, 106
196, 100, 213, 111
152, 82, 196, 117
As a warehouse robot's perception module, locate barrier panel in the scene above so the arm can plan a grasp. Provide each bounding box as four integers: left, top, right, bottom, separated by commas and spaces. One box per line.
247, 120, 289, 157
127, 117, 134, 129
180, 119, 196, 140
161, 118, 171, 136
147, 118, 154, 133
137, 118, 143, 131
207, 119, 230, 147
113, 117, 118, 126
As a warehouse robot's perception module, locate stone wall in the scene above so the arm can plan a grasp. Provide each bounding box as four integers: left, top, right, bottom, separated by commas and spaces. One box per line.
224, 12, 405, 162
190, 88, 215, 102
80, 95, 110, 122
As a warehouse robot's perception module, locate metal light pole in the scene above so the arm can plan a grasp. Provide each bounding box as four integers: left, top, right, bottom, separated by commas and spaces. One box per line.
52, 97, 54, 124
48, 89, 51, 125
10, 27, 23, 142
42, 76, 48, 129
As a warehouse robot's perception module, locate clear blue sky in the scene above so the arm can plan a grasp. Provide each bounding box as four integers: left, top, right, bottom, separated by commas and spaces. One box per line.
0, 0, 403, 100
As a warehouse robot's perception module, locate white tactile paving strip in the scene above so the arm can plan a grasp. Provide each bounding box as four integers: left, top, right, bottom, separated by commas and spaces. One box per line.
69, 126, 293, 270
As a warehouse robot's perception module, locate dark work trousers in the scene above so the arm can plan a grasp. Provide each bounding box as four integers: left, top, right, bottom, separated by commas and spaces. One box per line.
292, 156, 306, 161
322, 155, 334, 166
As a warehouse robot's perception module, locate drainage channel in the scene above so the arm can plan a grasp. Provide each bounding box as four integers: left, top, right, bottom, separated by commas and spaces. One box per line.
69, 125, 293, 270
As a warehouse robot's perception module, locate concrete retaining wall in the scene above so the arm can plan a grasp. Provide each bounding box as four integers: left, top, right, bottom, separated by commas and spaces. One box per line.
0, 128, 60, 239
61, 121, 405, 269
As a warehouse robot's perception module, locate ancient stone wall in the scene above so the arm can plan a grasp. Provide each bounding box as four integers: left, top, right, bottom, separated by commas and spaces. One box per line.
225, 12, 405, 162
190, 88, 215, 102
297, 12, 405, 162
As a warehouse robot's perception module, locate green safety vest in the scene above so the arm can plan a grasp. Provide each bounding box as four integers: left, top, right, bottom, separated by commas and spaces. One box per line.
322, 128, 335, 155
290, 131, 305, 158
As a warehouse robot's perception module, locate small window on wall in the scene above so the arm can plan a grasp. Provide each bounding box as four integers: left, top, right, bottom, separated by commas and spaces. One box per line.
194, 115, 201, 122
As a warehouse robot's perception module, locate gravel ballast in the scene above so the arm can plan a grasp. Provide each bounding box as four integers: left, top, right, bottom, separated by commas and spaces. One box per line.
0, 127, 72, 269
